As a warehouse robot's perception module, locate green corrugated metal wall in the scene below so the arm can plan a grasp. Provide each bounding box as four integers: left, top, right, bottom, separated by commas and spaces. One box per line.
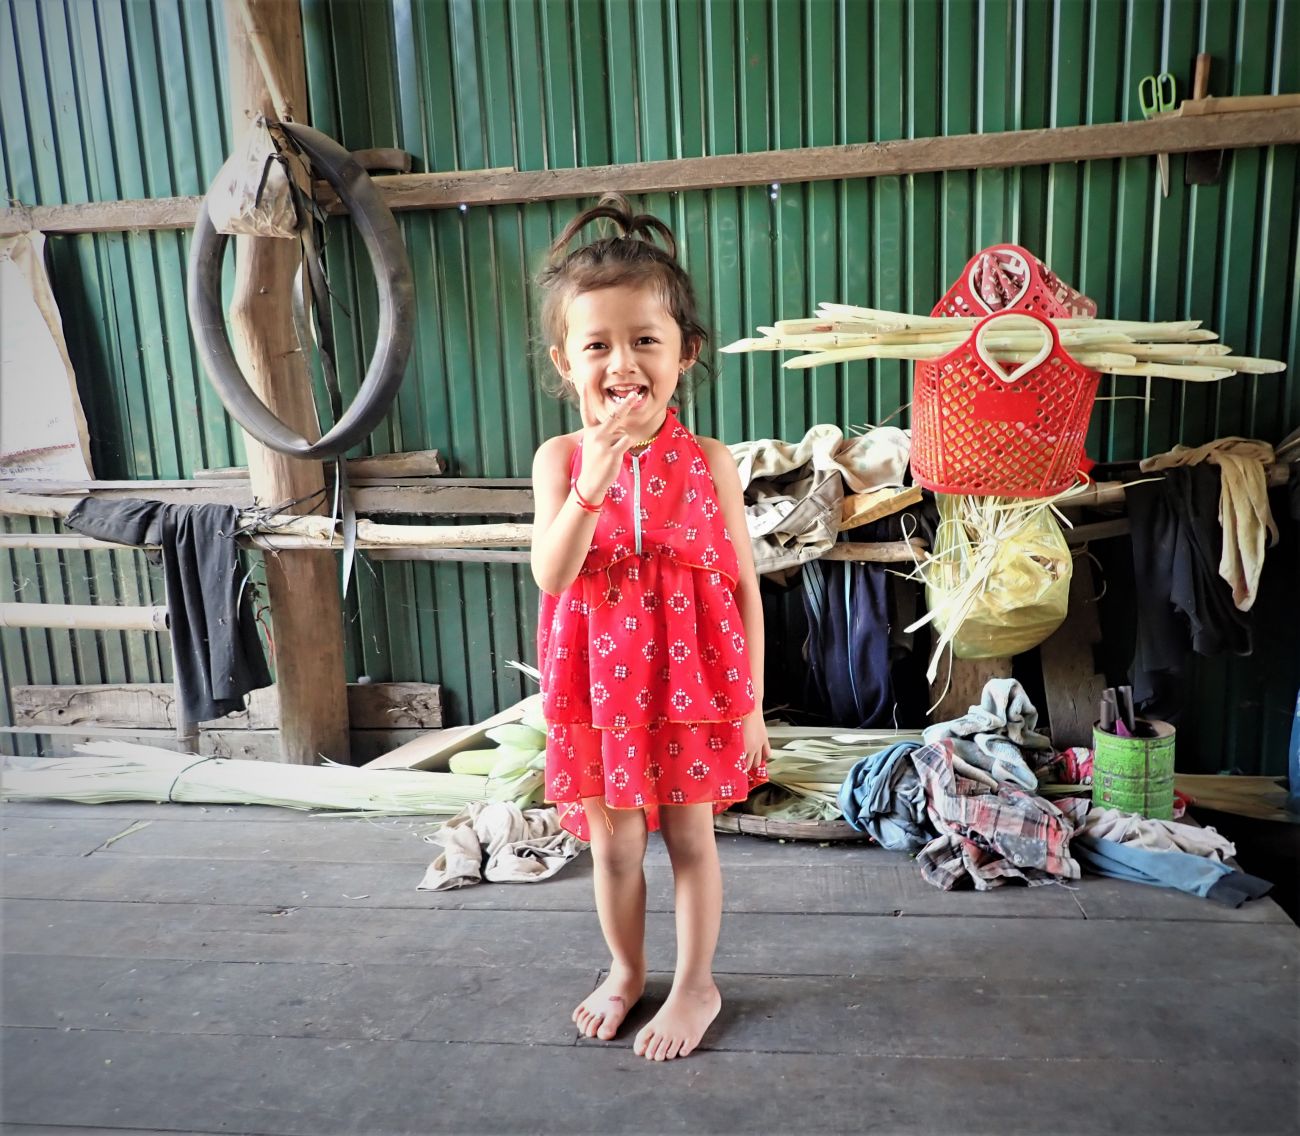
2, 0, 1297, 769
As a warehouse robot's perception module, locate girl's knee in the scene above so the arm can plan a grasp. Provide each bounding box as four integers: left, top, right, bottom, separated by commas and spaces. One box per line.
658, 803, 719, 860
584, 800, 647, 873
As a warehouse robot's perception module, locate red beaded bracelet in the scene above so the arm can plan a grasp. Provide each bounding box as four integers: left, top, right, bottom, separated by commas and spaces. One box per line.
570, 481, 605, 514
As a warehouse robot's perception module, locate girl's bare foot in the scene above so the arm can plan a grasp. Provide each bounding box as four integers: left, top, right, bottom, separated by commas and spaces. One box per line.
573, 964, 645, 1040
632, 980, 721, 1060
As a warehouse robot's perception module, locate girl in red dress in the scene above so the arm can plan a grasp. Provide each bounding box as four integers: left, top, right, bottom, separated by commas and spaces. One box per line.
531, 194, 770, 1062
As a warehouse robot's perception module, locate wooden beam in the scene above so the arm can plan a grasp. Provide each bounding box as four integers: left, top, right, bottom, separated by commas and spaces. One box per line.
820, 540, 929, 564
365, 548, 530, 564
4, 108, 1297, 236
11, 682, 442, 731
0, 535, 141, 552
193, 449, 448, 479
0, 491, 530, 545
222, 0, 348, 764
0, 478, 531, 516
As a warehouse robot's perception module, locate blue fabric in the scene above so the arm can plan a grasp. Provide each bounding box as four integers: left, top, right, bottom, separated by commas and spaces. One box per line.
801, 547, 893, 729
1073, 834, 1272, 907
837, 741, 927, 850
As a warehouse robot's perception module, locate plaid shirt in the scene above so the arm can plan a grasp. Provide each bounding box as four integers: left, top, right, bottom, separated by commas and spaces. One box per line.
910, 741, 1084, 890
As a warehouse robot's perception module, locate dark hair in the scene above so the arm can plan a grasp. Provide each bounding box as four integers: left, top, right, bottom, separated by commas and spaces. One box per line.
535, 193, 711, 401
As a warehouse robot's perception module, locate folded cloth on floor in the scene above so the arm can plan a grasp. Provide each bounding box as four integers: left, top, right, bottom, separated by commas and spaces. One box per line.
417, 801, 586, 890
910, 741, 1085, 890
1072, 834, 1272, 907
1079, 807, 1235, 861
729, 424, 911, 579
1141, 437, 1278, 611
837, 741, 927, 850
65, 498, 271, 723
921, 677, 1050, 790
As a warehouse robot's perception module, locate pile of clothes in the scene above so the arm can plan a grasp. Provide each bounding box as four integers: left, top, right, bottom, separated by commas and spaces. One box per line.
836, 678, 1272, 907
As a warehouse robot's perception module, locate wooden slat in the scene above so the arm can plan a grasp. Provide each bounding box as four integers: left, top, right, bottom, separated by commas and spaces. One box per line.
1039, 558, 1108, 748
0, 726, 428, 763
928, 656, 1013, 724
11, 682, 442, 731
193, 449, 447, 479
363, 693, 540, 769
2, 108, 1297, 235
0, 480, 533, 516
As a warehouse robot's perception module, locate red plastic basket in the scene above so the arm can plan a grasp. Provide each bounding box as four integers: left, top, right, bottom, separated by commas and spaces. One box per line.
910, 312, 1100, 498
931, 244, 1097, 321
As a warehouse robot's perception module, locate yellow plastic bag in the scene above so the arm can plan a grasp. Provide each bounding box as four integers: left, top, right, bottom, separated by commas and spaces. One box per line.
912, 494, 1072, 674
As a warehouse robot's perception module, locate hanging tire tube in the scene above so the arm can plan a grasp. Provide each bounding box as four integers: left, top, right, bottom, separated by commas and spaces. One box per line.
186, 122, 415, 459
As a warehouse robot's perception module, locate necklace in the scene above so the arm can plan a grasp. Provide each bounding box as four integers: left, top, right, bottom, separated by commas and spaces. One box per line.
628, 430, 660, 453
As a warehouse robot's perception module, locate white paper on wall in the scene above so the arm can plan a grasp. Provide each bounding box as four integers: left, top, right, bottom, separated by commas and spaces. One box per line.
0, 232, 94, 480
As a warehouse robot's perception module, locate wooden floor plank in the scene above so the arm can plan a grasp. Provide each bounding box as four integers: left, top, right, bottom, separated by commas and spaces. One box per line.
75, 814, 448, 864
2, 953, 584, 1047
4, 1028, 1296, 1136
1074, 876, 1292, 924
3, 802, 1297, 1136
0, 815, 146, 858
0, 851, 1091, 918
8, 898, 1295, 979
0, 801, 316, 823
5, 953, 1295, 1064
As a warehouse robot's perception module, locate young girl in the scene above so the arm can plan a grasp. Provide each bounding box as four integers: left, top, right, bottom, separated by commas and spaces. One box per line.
530, 194, 770, 1062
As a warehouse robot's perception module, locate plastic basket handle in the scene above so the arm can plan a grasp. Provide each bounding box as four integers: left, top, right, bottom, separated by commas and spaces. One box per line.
965, 245, 1032, 313
972, 311, 1056, 383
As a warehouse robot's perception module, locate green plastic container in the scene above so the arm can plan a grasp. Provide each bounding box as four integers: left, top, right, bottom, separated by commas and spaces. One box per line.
1092, 720, 1176, 819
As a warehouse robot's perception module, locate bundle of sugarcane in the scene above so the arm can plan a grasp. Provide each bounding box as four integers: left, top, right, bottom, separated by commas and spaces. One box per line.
762, 727, 924, 816
722, 303, 1285, 382
0, 742, 536, 816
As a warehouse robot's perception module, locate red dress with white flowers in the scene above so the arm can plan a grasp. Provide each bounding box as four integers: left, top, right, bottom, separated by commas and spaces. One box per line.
537, 408, 767, 840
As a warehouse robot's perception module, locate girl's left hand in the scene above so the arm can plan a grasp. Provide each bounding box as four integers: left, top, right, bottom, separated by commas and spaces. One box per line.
741, 709, 770, 772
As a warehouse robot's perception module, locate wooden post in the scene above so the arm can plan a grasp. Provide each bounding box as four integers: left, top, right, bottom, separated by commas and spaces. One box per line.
222, 0, 348, 764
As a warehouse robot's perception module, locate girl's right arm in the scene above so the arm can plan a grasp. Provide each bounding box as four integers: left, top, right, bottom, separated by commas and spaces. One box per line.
530, 435, 596, 595
530, 394, 642, 595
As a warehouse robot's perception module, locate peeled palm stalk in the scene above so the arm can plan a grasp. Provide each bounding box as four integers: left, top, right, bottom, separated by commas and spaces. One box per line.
760, 729, 925, 816
0, 742, 503, 816
722, 305, 1284, 383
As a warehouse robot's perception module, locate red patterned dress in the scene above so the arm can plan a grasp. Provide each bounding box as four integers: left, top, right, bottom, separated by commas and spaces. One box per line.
537, 408, 768, 840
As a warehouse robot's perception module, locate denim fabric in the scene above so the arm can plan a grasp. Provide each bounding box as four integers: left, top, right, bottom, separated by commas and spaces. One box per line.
1073, 834, 1272, 907
837, 741, 926, 850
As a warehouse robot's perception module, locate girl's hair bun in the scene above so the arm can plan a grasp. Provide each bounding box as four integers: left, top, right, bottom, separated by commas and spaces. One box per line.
548, 192, 678, 262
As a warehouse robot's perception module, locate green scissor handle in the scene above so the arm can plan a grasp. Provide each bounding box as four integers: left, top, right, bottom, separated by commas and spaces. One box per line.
1139, 71, 1177, 118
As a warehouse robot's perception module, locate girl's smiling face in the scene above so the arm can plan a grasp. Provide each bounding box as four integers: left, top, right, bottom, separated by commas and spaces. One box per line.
551, 283, 697, 436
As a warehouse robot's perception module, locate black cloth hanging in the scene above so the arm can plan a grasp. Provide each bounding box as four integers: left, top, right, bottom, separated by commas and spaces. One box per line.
1125, 464, 1252, 715
65, 499, 272, 723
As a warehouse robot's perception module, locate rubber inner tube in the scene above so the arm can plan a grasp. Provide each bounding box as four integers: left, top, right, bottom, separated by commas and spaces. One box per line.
187, 122, 415, 459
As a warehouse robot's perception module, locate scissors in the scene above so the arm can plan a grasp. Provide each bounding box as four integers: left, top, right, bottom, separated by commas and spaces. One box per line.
1138, 71, 1178, 197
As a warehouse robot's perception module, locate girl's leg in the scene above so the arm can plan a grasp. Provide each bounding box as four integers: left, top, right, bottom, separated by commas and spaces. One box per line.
633, 802, 723, 1061
573, 796, 649, 1040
